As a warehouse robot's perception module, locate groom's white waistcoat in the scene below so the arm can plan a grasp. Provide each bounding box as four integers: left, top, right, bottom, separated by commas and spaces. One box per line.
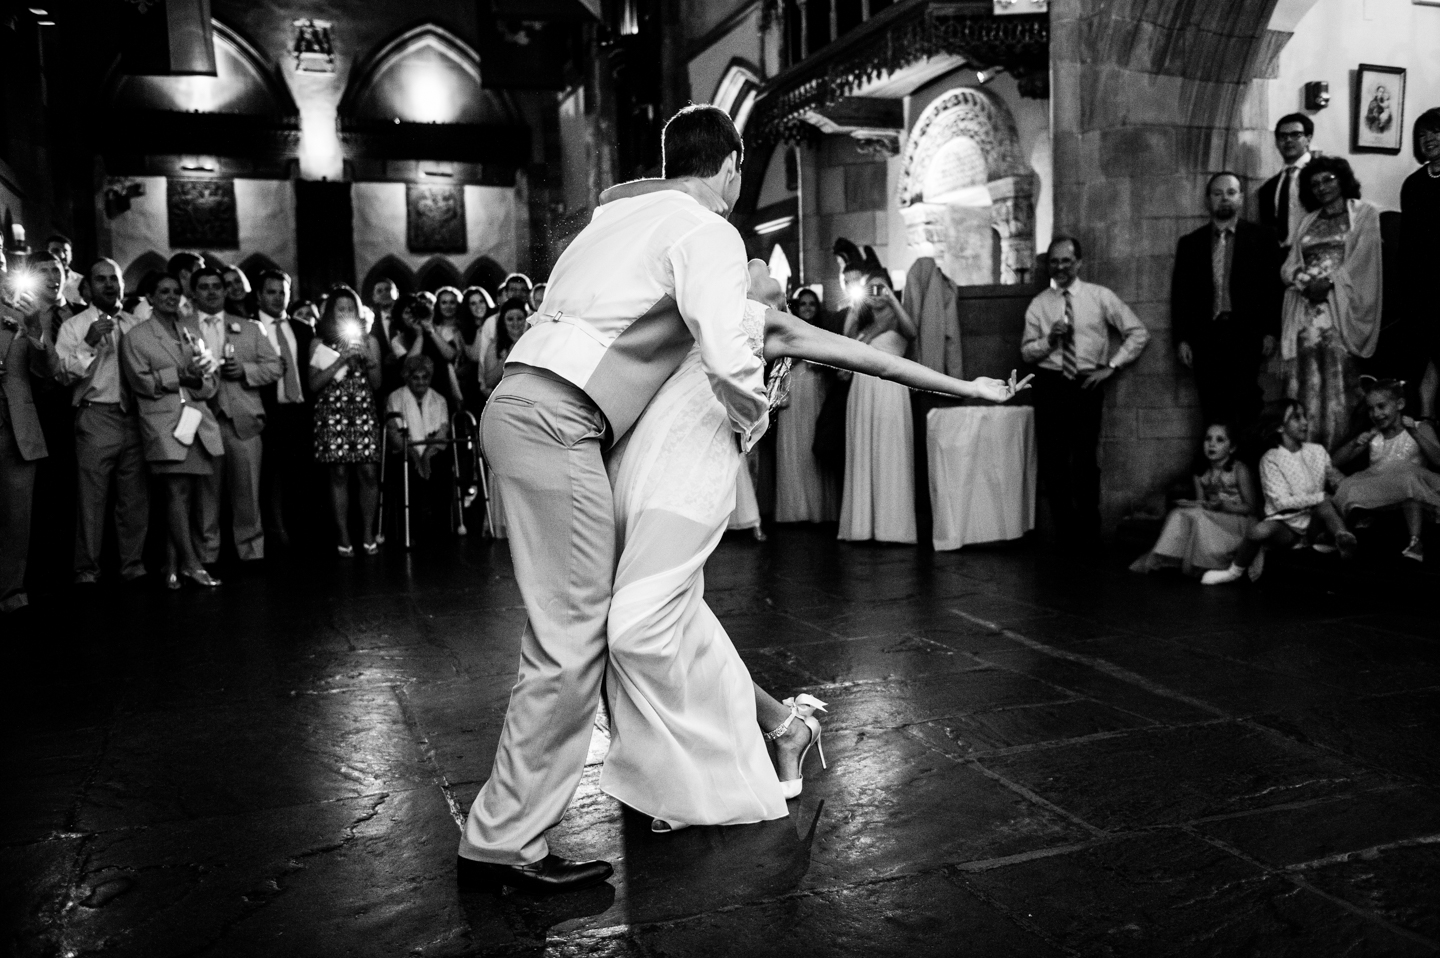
505, 189, 768, 448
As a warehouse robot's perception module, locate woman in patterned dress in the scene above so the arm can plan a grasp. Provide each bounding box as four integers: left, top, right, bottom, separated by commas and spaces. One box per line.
309, 284, 383, 556
1280, 157, 1384, 449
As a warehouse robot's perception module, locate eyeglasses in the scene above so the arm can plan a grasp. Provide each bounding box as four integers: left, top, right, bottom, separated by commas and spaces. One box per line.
1276, 131, 1309, 140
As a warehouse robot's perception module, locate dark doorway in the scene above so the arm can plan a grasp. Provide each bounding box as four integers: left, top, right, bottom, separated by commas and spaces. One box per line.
295, 181, 356, 300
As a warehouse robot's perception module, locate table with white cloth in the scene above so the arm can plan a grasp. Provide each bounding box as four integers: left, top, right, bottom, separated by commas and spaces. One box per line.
926, 405, 1036, 551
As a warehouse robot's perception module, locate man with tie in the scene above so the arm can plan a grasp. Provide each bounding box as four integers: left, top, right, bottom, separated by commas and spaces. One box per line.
1022, 236, 1150, 545
368, 279, 403, 398
1257, 114, 1314, 251
191, 266, 282, 564
255, 268, 314, 549
1, 288, 62, 613
54, 259, 150, 585
1173, 173, 1282, 432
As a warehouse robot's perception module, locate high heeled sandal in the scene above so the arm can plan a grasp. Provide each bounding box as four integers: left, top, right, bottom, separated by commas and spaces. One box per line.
650, 819, 691, 834
765, 694, 828, 800
336, 544, 355, 557
179, 568, 221, 588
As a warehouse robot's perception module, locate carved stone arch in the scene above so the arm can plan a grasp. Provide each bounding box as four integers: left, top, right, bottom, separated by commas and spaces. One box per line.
899, 87, 1034, 285
360, 255, 417, 302
712, 59, 761, 133
123, 251, 170, 295
108, 20, 297, 117
238, 253, 285, 291
340, 24, 518, 126
415, 256, 463, 293
462, 256, 507, 293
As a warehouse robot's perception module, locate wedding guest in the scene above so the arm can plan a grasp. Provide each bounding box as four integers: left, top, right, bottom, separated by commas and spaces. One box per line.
480, 298, 530, 399
530, 282, 547, 313
431, 286, 466, 408
1172, 172, 1281, 431
21, 253, 76, 586
55, 258, 149, 585
385, 354, 453, 535
368, 279, 404, 397
1331, 377, 1440, 562
498, 272, 532, 307
44, 233, 85, 308
290, 300, 318, 328
191, 266, 282, 564
1131, 422, 1257, 575
838, 269, 919, 543
133, 252, 203, 323
1022, 236, 1149, 545
1202, 400, 1355, 584
1258, 114, 1314, 251
119, 274, 222, 589
309, 285, 382, 556
222, 265, 257, 319
1281, 156, 1383, 449
255, 268, 314, 549
774, 288, 838, 523
458, 286, 494, 416
1, 290, 61, 613
1402, 108, 1440, 418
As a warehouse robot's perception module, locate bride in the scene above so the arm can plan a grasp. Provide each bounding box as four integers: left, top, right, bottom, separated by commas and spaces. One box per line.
598, 179, 1029, 834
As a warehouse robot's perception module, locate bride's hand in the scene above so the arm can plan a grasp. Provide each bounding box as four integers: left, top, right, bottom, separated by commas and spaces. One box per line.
970, 371, 1033, 403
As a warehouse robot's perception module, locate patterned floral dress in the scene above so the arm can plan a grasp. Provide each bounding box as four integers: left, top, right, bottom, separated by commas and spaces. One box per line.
1290, 212, 1355, 448
314, 346, 380, 464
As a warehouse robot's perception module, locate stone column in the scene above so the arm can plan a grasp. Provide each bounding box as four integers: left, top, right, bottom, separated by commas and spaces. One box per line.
1048, 0, 1287, 532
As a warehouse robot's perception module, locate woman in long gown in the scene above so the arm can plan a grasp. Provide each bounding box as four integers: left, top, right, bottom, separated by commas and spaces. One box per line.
597, 208, 1025, 830
838, 270, 919, 543
774, 289, 839, 523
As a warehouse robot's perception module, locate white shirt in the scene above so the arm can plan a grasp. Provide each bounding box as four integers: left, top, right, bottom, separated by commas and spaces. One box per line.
505, 189, 767, 444
55, 305, 145, 405
197, 311, 227, 359
258, 310, 301, 403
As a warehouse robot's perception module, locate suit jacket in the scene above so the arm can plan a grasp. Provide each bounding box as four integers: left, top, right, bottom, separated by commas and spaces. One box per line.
120, 316, 224, 462
368, 309, 404, 399
210, 314, 282, 440
259, 316, 316, 410
1170, 219, 1282, 348
1257, 173, 1284, 246
1, 312, 61, 461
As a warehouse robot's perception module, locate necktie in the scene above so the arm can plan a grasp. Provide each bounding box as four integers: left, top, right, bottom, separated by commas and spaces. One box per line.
1061, 289, 1078, 380
275, 320, 301, 401
1277, 167, 1294, 243
1212, 229, 1229, 317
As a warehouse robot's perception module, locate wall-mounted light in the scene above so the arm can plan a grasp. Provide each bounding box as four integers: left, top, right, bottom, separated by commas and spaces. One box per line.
1304, 81, 1330, 110
104, 181, 146, 219
179, 156, 219, 173
753, 215, 795, 236
976, 65, 1007, 85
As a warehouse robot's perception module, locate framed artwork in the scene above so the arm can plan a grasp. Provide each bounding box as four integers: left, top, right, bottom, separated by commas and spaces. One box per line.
1352, 64, 1405, 154
406, 185, 467, 253
167, 179, 239, 249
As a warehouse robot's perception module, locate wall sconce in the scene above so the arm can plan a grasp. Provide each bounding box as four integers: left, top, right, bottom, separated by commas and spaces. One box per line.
1304, 81, 1330, 110
976, 65, 1007, 85
104, 181, 146, 219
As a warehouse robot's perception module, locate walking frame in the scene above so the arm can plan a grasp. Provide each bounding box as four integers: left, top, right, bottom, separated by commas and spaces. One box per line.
378, 409, 491, 549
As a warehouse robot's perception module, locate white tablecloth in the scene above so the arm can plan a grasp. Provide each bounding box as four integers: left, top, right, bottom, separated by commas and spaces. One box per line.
927, 405, 1036, 551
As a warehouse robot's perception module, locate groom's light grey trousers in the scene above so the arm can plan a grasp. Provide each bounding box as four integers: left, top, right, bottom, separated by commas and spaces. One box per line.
459, 366, 614, 866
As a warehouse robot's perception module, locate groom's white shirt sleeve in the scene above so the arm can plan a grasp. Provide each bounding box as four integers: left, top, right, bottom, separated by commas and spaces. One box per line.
668, 218, 769, 450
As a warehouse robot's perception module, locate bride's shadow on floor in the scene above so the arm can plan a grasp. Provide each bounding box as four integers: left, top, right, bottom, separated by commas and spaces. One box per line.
617, 799, 824, 925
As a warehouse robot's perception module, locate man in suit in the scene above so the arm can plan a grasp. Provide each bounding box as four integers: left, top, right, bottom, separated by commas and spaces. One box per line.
1022, 236, 1150, 545
254, 268, 314, 549
191, 266, 282, 564
1173, 172, 1282, 431
46, 233, 87, 310
1257, 114, 1314, 252
54, 259, 149, 585
368, 279, 404, 398
1, 293, 61, 613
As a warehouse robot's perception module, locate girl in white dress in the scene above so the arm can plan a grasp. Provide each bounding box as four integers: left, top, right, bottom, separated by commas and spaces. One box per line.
774, 289, 839, 523
599, 231, 1026, 832
838, 271, 919, 543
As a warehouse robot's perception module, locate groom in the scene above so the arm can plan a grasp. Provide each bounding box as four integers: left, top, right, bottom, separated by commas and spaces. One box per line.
456, 105, 770, 893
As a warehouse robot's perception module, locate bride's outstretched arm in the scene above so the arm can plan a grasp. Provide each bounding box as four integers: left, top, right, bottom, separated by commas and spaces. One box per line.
763, 308, 1029, 403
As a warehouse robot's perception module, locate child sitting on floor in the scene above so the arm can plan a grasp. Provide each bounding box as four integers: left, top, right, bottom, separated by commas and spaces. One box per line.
1331, 377, 1440, 562
1131, 422, 1257, 575
1202, 400, 1356, 584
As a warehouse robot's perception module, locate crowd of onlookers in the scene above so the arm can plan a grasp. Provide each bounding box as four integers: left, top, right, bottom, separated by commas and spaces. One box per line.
2, 108, 1438, 615
0, 240, 545, 613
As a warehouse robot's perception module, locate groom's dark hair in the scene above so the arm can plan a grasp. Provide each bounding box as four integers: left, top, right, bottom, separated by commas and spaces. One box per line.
661, 105, 743, 179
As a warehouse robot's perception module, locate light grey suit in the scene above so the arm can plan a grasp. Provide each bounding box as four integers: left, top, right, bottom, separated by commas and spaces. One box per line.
1, 310, 60, 611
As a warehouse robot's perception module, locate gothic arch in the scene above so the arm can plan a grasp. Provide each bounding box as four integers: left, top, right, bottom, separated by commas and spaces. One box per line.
712, 59, 761, 134
238, 253, 285, 290
898, 87, 1026, 207
462, 256, 507, 293
415, 256, 463, 292
123, 251, 169, 295
360, 255, 417, 302
340, 24, 517, 126
108, 21, 297, 117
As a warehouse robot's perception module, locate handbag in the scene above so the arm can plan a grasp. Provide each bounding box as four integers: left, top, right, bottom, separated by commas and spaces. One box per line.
173, 386, 202, 446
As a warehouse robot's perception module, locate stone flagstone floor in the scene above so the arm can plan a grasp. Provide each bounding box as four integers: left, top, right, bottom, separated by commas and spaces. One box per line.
4, 525, 1438, 956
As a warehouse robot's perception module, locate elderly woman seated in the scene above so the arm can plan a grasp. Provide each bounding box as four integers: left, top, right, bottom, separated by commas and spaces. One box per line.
385, 354, 454, 536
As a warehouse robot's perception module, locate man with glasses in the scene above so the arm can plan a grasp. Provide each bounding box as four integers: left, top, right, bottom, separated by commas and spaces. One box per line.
1258, 114, 1314, 251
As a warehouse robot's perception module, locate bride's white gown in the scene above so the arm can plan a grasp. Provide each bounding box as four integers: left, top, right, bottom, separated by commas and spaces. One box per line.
600, 316, 788, 827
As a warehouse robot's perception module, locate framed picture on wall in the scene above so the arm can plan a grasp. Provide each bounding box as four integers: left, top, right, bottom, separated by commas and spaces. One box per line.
1353, 64, 1406, 154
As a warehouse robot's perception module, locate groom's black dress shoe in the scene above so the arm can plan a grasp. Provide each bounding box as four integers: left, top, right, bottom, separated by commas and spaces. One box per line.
456, 854, 614, 894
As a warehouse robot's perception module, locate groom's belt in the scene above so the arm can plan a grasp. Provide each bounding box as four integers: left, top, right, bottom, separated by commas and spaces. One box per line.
519, 296, 693, 447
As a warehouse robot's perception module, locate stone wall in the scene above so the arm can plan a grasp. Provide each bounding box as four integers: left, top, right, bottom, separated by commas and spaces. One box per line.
1048, 0, 1287, 531
800, 135, 895, 306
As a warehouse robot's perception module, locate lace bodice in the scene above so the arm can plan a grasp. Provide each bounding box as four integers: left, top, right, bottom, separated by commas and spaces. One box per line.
1369, 429, 1422, 468
1198, 464, 1245, 509
744, 300, 794, 410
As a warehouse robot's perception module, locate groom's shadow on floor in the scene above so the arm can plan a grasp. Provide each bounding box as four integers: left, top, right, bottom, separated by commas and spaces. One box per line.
616, 799, 824, 924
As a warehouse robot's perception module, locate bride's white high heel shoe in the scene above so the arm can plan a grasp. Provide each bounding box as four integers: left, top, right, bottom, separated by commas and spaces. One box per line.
766, 694, 828, 800
651, 818, 691, 834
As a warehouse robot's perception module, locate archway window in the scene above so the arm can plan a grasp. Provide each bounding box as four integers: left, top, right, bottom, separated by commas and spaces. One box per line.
111, 22, 291, 116
712, 62, 760, 134
344, 26, 512, 126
